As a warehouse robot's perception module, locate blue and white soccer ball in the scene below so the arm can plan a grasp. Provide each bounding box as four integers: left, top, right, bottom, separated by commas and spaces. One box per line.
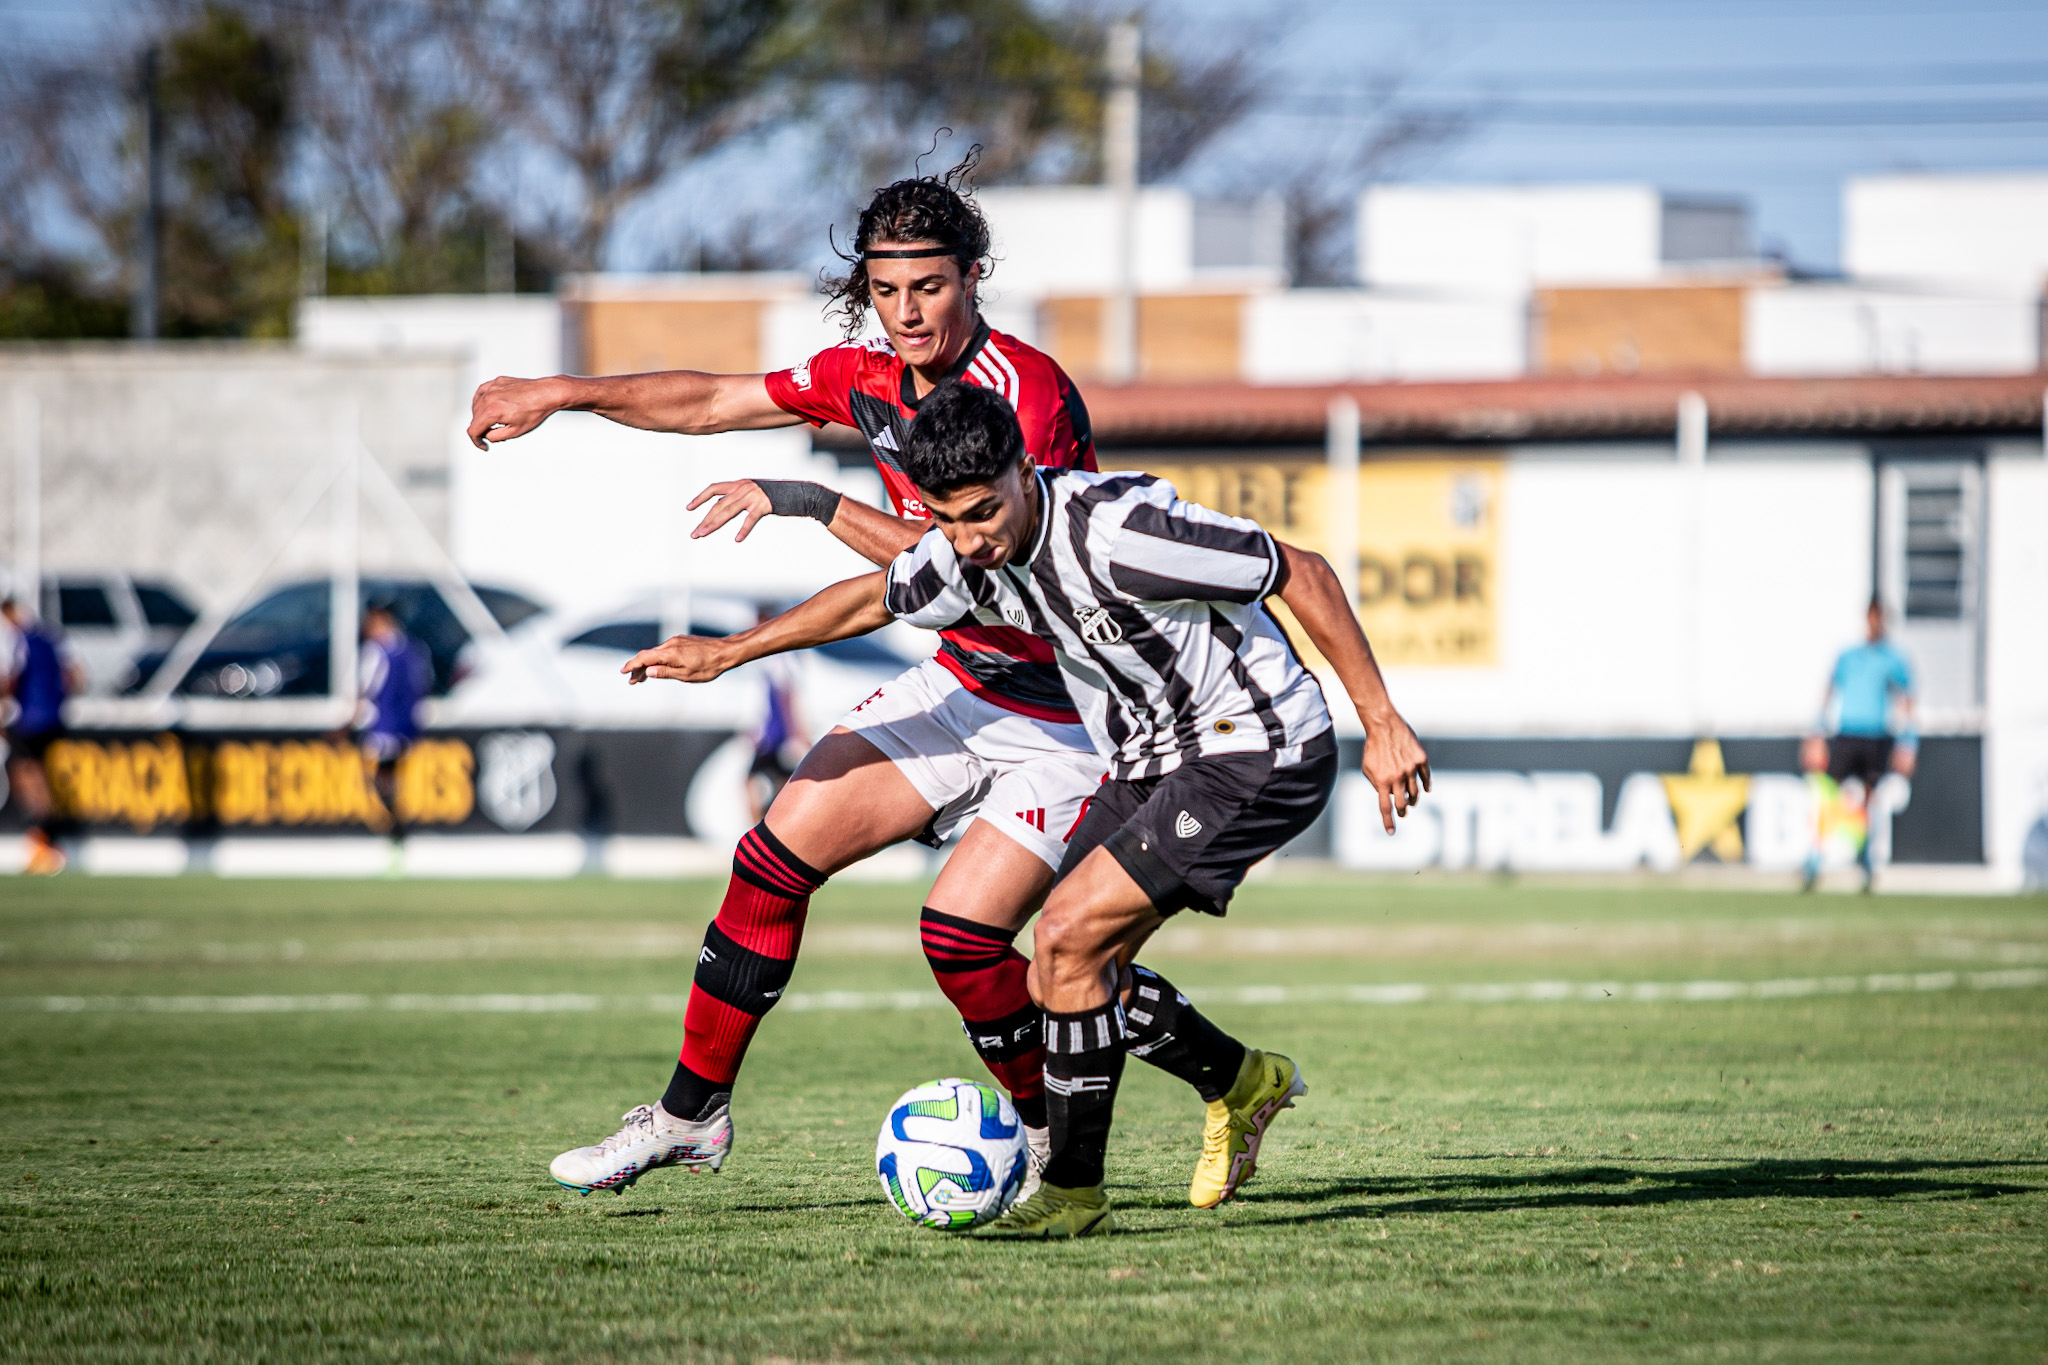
875, 1078, 1029, 1231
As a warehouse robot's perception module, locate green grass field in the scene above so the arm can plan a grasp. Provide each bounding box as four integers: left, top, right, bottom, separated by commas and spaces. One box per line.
2, 872, 2045, 1362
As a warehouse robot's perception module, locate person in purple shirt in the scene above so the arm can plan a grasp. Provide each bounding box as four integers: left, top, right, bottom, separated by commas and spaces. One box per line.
355, 603, 431, 827
3, 596, 82, 874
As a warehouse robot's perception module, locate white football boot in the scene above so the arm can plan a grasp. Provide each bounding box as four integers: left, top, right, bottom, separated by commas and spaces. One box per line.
549, 1100, 732, 1195
1017, 1124, 1052, 1203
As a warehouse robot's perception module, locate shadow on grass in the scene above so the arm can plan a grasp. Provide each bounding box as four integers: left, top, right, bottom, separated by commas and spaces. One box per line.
1220, 1156, 2043, 1225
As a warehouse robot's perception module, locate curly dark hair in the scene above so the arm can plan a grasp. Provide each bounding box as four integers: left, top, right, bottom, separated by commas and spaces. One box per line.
822, 147, 993, 340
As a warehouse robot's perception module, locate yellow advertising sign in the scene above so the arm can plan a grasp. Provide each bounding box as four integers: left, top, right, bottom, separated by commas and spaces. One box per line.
44, 734, 478, 833
1353, 460, 1501, 668
1132, 456, 1502, 669
1129, 461, 1326, 545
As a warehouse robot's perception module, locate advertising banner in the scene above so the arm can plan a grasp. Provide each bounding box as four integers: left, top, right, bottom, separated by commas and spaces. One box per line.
1323, 736, 1982, 871
1135, 456, 1503, 668
0, 728, 737, 840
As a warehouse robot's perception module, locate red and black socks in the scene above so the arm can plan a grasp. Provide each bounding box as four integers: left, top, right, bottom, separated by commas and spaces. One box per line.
1040, 999, 1129, 1189
919, 908, 1047, 1129
1122, 964, 1248, 1103
664, 823, 825, 1121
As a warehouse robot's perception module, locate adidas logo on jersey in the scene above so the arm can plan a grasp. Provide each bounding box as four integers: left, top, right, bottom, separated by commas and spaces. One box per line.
1175, 810, 1202, 839
699, 945, 718, 964
871, 426, 900, 452
1072, 604, 1122, 645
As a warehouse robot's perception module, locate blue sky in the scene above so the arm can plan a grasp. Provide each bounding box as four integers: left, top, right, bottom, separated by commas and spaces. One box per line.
1185, 0, 2048, 270
6, 0, 2045, 275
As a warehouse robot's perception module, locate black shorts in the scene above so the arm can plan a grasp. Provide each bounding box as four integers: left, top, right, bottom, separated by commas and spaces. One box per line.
4, 726, 59, 762
1827, 734, 1894, 791
1056, 731, 1338, 918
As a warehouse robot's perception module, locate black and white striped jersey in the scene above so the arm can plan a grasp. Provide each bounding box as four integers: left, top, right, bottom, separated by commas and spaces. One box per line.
884, 469, 1332, 780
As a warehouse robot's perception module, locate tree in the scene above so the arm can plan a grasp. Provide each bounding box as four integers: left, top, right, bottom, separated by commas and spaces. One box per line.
0, 1, 304, 337
777, 1, 1264, 190
153, 3, 301, 335
447, 0, 795, 274
295, 0, 506, 295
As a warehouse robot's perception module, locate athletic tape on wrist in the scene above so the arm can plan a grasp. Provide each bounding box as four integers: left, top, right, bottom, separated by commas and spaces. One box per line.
755, 480, 843, 524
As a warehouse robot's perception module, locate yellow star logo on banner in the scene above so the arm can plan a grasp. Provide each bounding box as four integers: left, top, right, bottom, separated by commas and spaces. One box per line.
1661, 739, 1751, 863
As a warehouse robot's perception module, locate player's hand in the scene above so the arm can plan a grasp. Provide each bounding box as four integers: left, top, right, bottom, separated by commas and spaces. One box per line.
1891, 746, 1917, 779
1361, 711, 1430, 834
688, 480, 774, 542
467, 375, 568, 450
621, 635, 732, 685
1800, 734, 1828, 773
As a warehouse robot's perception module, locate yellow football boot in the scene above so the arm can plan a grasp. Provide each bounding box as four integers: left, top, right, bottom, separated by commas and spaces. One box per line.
979, 1181, 1113, 1239
1190, 1049, 1306, 1208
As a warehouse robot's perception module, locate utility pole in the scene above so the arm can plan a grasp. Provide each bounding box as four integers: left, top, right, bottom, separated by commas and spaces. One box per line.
300, 206, 328, 300
1325, 396, 1361, 612
484, 217, 514, 294
131, 45, 163, 341
1102, 21, 1140, 384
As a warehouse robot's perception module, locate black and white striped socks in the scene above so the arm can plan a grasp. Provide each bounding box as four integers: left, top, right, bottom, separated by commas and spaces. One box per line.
1040, 999, 1128, 1189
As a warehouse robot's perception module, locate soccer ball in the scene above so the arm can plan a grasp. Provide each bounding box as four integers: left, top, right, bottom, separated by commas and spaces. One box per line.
875, 1078, 1029, 1231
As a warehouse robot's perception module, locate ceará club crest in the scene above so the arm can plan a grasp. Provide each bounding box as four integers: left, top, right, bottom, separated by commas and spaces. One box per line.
1072, 605, 1123, 645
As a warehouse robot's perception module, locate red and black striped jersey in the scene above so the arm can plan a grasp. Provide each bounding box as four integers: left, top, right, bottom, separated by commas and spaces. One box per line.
765, 319, 1096, 723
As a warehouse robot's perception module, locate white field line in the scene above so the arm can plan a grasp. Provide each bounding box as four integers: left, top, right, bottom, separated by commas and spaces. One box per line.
8, 968, 2044, 1015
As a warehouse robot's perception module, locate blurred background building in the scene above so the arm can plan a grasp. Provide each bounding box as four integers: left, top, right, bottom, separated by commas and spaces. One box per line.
1, 1, 2043, 888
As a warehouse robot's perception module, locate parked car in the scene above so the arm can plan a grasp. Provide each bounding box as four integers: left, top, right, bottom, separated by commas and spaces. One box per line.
435, 591, 931, 732
32, 573, 200, 695
128, 577, 545, 699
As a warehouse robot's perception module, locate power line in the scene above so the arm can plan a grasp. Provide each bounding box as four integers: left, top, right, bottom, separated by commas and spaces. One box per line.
1410, 60, 2048, 94
1258, 97, 2048, 128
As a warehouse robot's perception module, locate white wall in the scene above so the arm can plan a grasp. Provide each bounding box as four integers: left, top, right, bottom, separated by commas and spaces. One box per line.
1386, 447, 1873, 738
1, 347, 462, 612
1983, 449, 2048, 887
1845, 173, 2048, 294
300, 294, 563, 382
1241, 289, 1526, 383
976, 186, 1286, 296
1745, 283, 2040, 376
1359, 184, 1665, 292
455, 415, 876, 616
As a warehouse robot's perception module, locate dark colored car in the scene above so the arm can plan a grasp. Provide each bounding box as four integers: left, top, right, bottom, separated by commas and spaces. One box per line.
130, 578, 546, 698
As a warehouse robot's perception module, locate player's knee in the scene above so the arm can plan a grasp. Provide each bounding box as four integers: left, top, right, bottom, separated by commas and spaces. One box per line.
1030, 906, 1093, 975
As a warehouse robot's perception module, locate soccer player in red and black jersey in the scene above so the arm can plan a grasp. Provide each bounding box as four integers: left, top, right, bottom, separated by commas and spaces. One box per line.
471, 161, 1271, 1208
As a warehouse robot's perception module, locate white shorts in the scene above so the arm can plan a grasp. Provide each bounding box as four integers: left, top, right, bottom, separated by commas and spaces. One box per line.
838, 657, 1104, 871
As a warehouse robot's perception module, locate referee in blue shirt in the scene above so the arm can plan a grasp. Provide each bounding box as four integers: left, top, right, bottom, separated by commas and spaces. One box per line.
1803, 598, 1916, 888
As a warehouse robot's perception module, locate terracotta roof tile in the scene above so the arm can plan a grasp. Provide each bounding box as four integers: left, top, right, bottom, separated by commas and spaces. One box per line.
1078, 373, 2048, 445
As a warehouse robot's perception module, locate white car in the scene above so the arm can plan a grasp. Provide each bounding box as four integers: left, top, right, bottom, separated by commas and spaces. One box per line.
31, 574, 200, 696
436, 591, 934, 736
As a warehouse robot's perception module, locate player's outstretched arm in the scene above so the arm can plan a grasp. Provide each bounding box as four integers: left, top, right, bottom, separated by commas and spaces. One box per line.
1271, 539, 1430, 833
686, 480, 924, 566
620, 572, 891, 685
467, 371, 799, 449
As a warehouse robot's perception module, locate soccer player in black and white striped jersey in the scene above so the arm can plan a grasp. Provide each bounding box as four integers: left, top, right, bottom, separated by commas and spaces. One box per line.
879, 382, 1431, 1236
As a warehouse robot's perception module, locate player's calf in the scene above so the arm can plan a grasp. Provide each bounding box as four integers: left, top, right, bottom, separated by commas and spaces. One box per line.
920, 908, 1047, 1124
